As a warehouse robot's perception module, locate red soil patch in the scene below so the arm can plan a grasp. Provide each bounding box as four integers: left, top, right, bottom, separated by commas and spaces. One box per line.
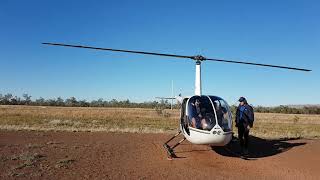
0, 131, 319, 179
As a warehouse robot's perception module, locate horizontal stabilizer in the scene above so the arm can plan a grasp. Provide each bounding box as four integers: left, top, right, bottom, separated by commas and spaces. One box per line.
155, 97, 176, 100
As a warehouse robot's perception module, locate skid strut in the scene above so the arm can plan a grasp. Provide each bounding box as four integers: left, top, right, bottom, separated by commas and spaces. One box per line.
163, 131, 186, 158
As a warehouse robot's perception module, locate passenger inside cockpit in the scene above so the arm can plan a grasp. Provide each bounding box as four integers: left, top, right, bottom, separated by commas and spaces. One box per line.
190, 98, 215, 130
190, 99, 203, 129
214, 101, 228, 130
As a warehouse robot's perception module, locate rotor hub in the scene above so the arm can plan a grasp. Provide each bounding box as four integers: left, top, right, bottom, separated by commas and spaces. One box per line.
192, 55, 206, 61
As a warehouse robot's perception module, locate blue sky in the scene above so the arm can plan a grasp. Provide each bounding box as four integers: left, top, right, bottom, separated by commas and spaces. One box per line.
0, 0, 319, 106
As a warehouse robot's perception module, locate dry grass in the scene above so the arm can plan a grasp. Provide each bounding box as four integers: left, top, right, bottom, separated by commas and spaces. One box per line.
55, 158, 75, 168
0, 105, 320, 138
0, 105, 180, 133
250, 113, 320, 138
11, 152, 45, 170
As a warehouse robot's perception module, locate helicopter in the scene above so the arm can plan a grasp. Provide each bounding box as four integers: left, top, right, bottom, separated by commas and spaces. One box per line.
42, 42, 311, 158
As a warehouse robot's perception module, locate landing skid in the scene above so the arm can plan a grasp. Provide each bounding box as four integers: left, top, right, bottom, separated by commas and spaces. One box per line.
163, 131, 186, 159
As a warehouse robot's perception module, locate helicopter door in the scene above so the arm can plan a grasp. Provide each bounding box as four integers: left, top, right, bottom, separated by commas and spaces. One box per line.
186, 96, 216, 131
209, 96, 232, 132
180, 98, 189, 135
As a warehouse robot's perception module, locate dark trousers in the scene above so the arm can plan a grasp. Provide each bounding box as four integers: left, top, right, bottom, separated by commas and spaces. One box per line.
238, 124, 249, 149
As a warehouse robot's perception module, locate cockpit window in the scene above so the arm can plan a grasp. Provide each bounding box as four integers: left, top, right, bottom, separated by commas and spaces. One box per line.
209, 96, 232, 132
187, 96, 216, 131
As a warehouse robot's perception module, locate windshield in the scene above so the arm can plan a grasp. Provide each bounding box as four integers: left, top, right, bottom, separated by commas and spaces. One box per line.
209, 96, 232, 131
187, 96, 216, 131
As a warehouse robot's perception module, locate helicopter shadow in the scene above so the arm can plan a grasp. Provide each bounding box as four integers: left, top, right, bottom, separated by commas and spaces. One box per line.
211, 136, 306, 160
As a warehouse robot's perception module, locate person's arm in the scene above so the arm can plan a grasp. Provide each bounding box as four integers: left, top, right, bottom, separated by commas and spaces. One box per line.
247, 105, 254, 127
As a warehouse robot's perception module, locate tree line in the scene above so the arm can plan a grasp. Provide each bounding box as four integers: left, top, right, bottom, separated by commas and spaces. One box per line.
253, 105, 320, 115
1, 93, 320, 114
0, 93, 178, 109
228, 105, 320, 115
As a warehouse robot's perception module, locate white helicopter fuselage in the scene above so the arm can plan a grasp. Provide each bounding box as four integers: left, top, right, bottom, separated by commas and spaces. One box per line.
178, 95, 233, 146
182, 125, 233, 145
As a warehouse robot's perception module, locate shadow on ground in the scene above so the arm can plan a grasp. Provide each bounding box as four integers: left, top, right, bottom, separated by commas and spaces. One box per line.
212, 136, 306, 159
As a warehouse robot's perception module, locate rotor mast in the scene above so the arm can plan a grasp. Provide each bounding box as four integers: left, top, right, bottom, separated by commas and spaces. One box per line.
192, 55, 206, 96
195, 60, 202, 96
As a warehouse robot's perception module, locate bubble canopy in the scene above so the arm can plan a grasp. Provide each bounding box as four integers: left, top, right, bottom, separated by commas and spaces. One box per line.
186, 95, 232, 132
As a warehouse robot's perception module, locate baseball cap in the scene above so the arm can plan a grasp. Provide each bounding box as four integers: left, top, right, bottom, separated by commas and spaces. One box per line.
238, 97, 246, 102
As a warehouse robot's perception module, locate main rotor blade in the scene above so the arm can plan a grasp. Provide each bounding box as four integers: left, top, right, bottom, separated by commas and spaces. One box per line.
206, 58, 311, 72
42, 42, 192, 59
42, 42, 311, 72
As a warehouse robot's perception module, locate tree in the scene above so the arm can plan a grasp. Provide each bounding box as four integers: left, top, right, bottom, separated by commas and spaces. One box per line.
10, 96, 20, 105
46, 98, 57, 106
35, 97, 45, 106
91, 98, 104, 107
3, 93, 13, 104
65, 97, 78, 107
0, 94, 3, 105
110, 99, 118, 107
22, 93, 32, 105
56, 97, 65, 106
79, 100, 89, 107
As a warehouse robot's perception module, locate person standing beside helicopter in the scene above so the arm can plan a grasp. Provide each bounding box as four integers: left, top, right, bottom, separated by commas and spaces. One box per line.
235, 97, 254, 155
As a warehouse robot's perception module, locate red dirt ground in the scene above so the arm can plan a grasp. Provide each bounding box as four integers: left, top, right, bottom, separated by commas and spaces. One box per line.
0, 131, 319, 179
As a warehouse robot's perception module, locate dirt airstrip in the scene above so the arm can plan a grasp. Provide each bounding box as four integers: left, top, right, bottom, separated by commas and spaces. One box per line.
0, 131, 319, 179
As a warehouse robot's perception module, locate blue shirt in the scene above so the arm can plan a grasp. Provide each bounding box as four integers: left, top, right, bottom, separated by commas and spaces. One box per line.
239, 105, 246, 122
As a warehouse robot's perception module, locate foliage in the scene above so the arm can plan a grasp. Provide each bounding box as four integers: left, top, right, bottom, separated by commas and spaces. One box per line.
1, 93, 319, 114
254, 105, 320, 115
0, 93, 178, 109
